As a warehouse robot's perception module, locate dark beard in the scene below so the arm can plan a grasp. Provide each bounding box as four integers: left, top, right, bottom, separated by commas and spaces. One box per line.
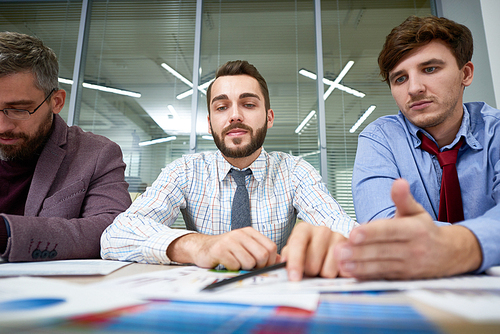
212, 120, 267, 159
0, 112, 53, 162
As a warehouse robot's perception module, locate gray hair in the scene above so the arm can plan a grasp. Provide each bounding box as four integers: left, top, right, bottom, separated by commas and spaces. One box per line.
0, 31, 59, 95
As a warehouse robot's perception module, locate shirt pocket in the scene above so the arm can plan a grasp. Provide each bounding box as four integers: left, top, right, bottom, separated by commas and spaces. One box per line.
256, 188, 295, 247
39, 180, 87, 219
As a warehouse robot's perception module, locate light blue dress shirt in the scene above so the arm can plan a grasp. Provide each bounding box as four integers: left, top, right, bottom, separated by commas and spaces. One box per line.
352, 102, 500, 273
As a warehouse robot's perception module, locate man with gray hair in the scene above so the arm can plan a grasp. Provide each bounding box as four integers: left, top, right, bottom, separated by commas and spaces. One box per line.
0, 31, 131, 262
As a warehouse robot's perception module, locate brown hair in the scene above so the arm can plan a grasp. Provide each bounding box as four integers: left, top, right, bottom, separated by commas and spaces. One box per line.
0, 31, 59, 95
206, 60, 270, 113
378, 15, 473, 84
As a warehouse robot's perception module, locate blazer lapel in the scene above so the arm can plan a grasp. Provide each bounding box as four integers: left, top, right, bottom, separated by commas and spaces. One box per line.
25, 115, 67, 217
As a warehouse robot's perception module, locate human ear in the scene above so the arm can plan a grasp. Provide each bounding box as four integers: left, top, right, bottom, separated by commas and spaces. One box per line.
51, 89, 66, 114
461, 61, 474, 87
267, 109, 274, 129
207, 115, 212, 134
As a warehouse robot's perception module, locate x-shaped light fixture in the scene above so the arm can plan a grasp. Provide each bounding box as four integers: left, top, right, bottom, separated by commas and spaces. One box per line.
161, 63, 214, 100
299, 61, 364, 100
295, 61, 366, 135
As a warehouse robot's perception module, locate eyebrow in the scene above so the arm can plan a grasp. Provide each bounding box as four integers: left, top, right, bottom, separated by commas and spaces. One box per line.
389, 58, 446, 83
420, 58, 445, 67
211, 94, 228, 105
239, 93, 260, 100
3, 99, 36, 107
211, 92, 261, 105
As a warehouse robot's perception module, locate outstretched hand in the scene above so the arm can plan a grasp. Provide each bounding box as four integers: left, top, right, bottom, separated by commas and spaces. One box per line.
335, 179, 482, 280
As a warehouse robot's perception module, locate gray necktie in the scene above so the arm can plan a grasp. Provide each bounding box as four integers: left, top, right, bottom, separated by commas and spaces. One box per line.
230, 168, 252, 230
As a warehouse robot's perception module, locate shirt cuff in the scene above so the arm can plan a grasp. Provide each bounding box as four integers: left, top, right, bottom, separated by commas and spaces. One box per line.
457, 217, 500, 273
143, 228, 197, 264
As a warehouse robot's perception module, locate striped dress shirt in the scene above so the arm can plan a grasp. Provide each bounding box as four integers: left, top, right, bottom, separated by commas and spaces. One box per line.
101, 149, 355, 264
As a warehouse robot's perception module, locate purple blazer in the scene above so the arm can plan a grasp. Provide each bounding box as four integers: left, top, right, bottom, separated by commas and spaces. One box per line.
1, 114, 132, 262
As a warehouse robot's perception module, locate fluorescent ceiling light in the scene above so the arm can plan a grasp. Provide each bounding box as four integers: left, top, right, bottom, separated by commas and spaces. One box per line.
58, 78, 73, 85
167, 105, 179, 118
176, 90, 195, 100
295, 110, 316, 134
82, 83, 141, 98
298, 150, 320, 158
58, 78, 141, 98
176, 79, 214, 100
323, 61, 354, 100
202, 135, 213, 140
139, 136, 177, 147
298, 69, 317, 80
329, 84, 365, 98
161, 63, 214, 100
298, 63, 365, 99
161, 63, 193, 88
349, 105, 376, 133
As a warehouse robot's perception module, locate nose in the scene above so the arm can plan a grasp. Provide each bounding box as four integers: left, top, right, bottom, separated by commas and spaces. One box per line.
229, 105, 244, 123
407, 75, 425, 97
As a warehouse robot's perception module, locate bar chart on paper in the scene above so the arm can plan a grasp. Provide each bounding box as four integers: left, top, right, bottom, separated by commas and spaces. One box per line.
63, 298, 440, 334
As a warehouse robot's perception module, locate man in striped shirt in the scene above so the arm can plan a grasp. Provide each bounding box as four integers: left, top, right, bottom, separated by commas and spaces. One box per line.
102, 60, 356, 280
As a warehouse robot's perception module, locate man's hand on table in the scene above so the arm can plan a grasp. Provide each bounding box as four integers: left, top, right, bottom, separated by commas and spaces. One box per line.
167, 227, 279, 271
282, 222, 348, 281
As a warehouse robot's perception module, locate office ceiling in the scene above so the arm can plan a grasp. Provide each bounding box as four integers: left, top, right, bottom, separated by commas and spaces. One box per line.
0, 0, 433, 153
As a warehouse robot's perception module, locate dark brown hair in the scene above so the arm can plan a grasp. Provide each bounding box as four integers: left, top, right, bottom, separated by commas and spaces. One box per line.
378, 15, 473, 84
206, 60, 270, 113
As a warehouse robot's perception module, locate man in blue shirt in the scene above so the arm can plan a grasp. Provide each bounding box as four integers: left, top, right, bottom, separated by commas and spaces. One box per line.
346, 16, 500, 279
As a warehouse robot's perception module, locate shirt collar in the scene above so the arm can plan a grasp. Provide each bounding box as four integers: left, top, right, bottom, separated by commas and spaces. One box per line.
216, 148, 268, 184
404, 104, 482, 151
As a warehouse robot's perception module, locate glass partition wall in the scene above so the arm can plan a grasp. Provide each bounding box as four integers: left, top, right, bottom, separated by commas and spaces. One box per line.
0, 0, 432, 221
0, 1, 82, 121
320, 1, 433, 214
81, 0, 198, 194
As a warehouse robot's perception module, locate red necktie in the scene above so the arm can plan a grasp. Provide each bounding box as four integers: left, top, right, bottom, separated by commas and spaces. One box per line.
419, 134, 464, 223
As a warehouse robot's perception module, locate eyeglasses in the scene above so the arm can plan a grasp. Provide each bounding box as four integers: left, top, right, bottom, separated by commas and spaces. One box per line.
1, 88, 56, 120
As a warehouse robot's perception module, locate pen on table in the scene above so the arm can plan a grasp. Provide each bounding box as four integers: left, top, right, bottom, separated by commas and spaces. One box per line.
202, 261, 287, 291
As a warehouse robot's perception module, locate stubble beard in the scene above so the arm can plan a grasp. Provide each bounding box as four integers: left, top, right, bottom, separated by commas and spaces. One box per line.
403, 94, 461, 130
0, 112, 54, 162
212, 119, 267, 159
